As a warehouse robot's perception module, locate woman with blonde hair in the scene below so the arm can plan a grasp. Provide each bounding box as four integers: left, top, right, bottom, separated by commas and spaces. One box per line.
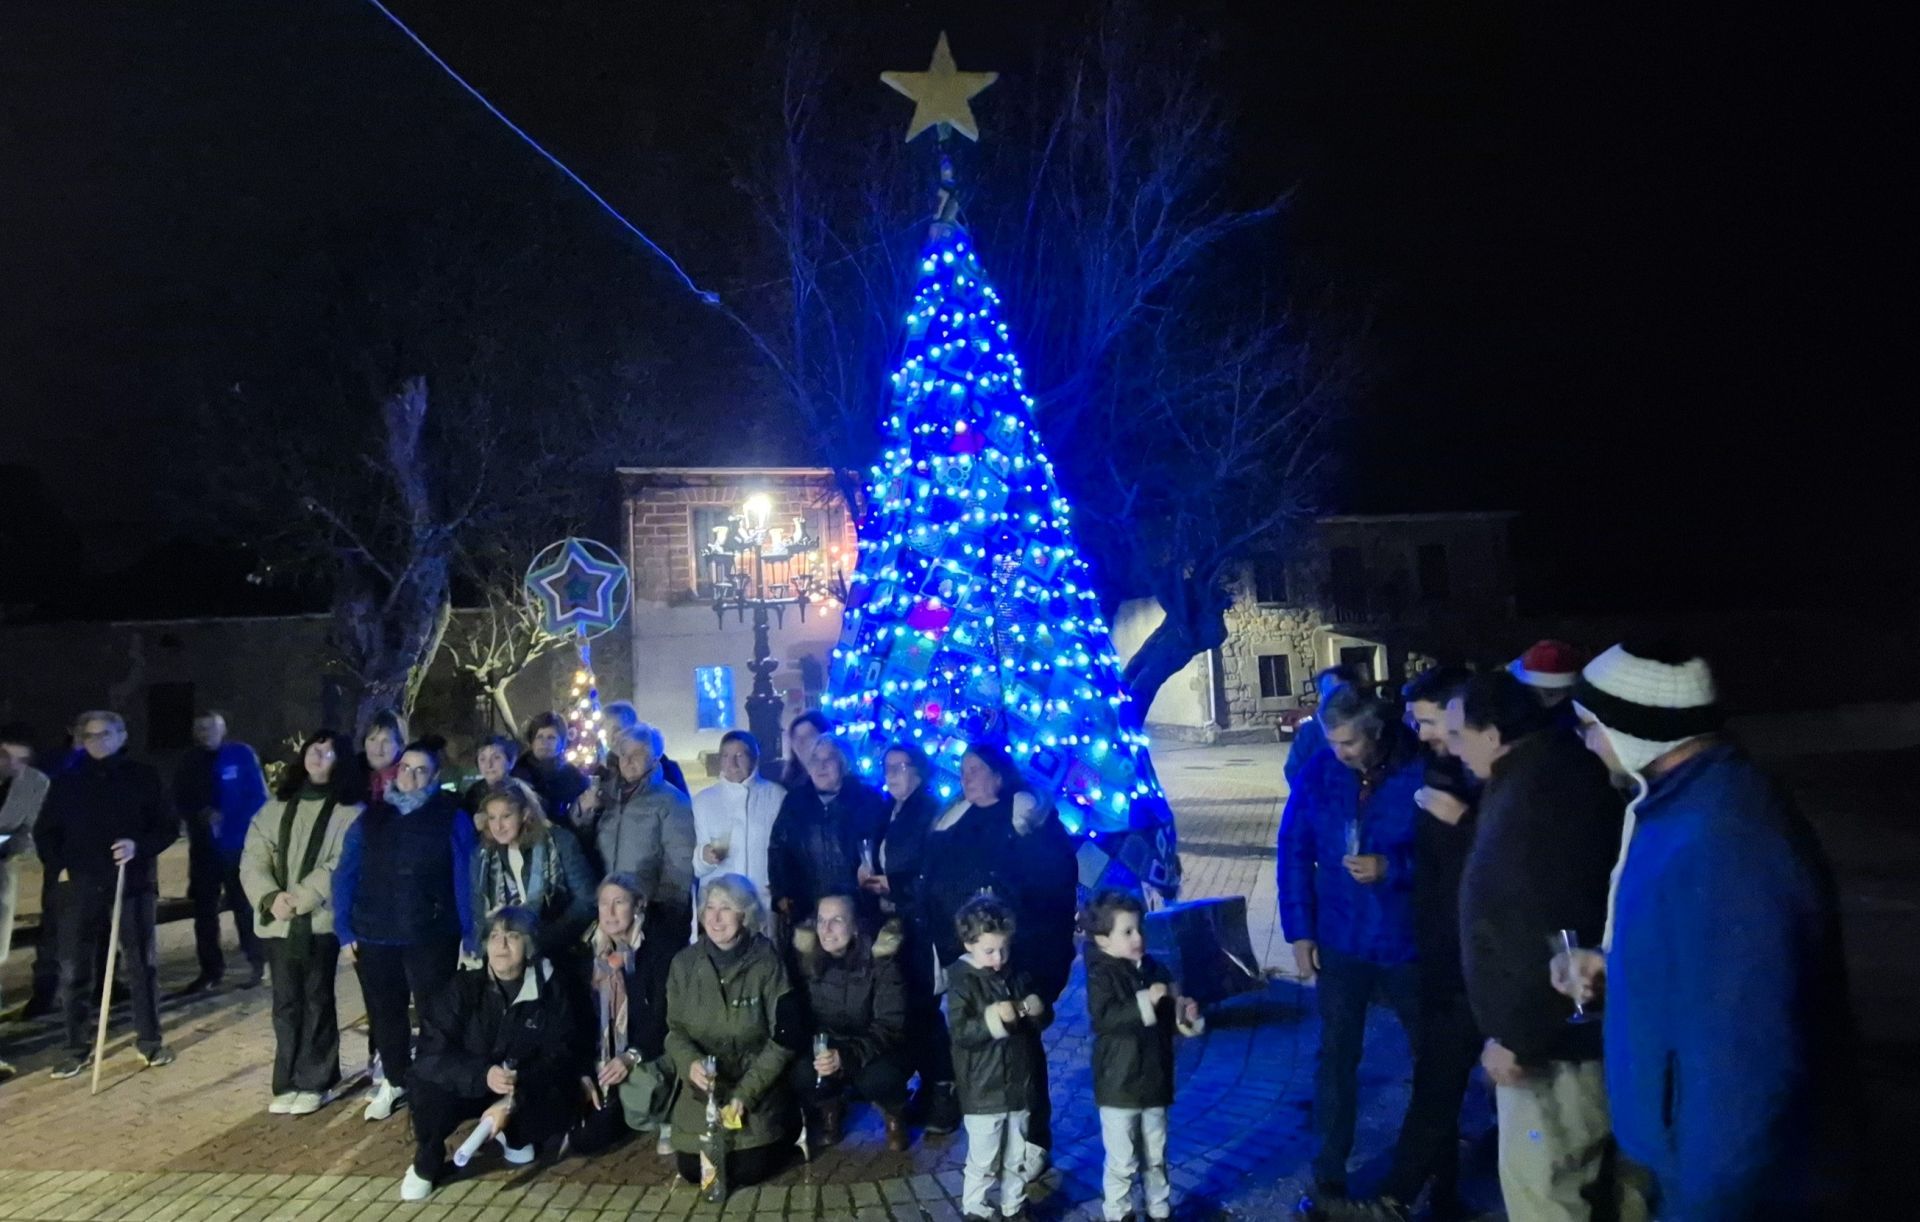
471, 779, 597, 958
663, 874, 800, 1192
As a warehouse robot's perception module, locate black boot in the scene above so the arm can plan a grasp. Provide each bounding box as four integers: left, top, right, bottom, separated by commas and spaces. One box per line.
922, 1081, 961, 1135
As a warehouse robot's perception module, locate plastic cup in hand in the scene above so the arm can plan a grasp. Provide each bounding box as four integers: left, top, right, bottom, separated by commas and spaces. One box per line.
1344, 819, 1361, 859
859, 839, 876, 876
709, 833, 731, 861
1552, 930, 1594, 1024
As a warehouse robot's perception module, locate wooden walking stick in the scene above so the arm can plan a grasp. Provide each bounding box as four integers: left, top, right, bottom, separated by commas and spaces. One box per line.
90, 858, 128, 1095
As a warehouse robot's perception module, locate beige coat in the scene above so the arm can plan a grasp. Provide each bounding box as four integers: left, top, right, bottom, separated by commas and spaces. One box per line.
239, 794, 362, 939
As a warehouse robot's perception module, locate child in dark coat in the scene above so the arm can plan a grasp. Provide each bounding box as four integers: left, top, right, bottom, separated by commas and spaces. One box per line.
1083, 890, 1205, 1222
947, 895, 1053, 1221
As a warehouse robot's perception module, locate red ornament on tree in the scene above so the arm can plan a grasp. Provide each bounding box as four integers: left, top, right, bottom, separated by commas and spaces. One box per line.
947, 421, 986, 455
904, 597, 955, 637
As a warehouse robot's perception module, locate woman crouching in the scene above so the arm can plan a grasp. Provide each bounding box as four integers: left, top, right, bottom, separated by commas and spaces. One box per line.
400, 908, 582, 1201
571, 873, 677, 1156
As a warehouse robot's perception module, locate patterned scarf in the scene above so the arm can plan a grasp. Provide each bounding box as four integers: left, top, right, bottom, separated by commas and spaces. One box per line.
592, 923, 641, 1065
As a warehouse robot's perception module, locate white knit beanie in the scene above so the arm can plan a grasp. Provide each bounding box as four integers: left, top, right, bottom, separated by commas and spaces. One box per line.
1572, 642, 1723, 949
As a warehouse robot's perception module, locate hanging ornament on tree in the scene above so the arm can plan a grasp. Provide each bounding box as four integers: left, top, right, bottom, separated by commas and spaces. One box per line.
827, 36, 1180, 898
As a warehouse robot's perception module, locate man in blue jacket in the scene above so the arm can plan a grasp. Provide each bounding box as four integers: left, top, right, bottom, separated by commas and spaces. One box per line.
1558, 642, 1858, 1220
1278, 684, 1424, 1204
174, 710, 269, 994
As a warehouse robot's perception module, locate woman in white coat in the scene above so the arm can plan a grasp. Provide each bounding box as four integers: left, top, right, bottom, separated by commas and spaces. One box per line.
690, 731, 784, 900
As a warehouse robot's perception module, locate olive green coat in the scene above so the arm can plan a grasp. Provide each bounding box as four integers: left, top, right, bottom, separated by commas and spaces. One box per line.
663, 933, 797, 1153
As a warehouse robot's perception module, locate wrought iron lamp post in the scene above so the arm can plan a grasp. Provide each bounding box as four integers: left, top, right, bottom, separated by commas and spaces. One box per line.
703, 494, 823, 776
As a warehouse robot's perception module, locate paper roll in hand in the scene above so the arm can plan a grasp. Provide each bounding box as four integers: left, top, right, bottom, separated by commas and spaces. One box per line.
452, 1115, 498, 1167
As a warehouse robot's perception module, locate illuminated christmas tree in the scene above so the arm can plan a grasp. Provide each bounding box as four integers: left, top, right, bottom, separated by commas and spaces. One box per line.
826, 37, 1178, 897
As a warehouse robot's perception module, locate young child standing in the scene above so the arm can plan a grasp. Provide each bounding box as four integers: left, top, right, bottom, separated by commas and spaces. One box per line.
1083, 888, 1206, 1222
948, 895, 1053, 1222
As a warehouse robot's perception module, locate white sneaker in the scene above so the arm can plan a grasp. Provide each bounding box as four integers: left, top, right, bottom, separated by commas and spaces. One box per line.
268, 1092, 298, 1115
285, 1092, 324, 1116
399, 1167, 433, 1202
364, 1081, 406, 1121
496, 1133, 535, 1165
655, 1125, 673, 1157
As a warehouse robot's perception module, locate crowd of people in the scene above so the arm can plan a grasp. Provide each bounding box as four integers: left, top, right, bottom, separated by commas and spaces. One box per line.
0, 701, 1191, 1222
1282, 641, 1857, 1222
0, 634, 1861, 1220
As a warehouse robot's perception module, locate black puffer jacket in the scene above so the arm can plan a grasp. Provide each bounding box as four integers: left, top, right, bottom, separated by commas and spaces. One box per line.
413, 960, 583, 1098
919, 801, 1016, 968
879, 783, 944, 972
1009, 803, 1079, 1004
1087, 946, 1200, 1109
768, 779, 890, 924
1414, 753, 1480, 999
947, 959, 1053, 1115
36, 751, 176, 892
792, 921, 907, 1074
1460, 728, 1622, 1068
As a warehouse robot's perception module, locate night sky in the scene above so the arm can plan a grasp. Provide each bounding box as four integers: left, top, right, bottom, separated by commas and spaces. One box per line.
0, 0, 1905, 617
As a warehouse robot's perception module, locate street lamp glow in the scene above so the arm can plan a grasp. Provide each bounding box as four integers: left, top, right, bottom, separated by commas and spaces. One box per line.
744, 493, 772, 531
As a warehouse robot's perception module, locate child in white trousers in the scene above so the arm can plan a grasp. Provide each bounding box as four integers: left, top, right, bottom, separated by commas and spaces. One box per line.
946, 895, 1054, 1221
1083, 889, 1205, 1222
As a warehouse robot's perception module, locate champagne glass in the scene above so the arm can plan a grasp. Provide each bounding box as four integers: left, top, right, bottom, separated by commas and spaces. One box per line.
1552, 930, 1594, 1024
1344, 818, 1361, 859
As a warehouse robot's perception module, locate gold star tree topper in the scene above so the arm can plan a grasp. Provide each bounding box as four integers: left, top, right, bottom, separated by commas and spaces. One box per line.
881, 32, 998, 143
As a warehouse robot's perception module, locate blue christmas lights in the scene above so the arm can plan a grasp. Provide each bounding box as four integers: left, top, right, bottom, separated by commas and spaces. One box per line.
826, 226, 1181, 897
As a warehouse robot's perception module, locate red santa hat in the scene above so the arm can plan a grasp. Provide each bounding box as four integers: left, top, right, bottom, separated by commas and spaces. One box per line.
1507, 639, 1583, 690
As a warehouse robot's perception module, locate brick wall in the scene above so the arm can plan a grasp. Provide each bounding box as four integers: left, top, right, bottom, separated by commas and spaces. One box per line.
618, 470, 858, 606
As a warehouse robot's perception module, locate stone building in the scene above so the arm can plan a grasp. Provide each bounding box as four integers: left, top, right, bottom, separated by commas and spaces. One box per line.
1115, 512, 1518, 741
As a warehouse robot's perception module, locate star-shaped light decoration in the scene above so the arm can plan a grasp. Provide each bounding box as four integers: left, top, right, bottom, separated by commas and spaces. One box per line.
525, 537, 630, 637
881, 32, 998, 143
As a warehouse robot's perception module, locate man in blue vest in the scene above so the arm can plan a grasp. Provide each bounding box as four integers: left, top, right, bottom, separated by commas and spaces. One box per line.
174, 710, 269, 993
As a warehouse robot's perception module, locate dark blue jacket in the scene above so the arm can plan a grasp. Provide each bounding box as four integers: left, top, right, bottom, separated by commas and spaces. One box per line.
173, 742, 269, 863
333, 790, 476, 953
1605, 744, 1855, 1220
1278, 723, 1422, 965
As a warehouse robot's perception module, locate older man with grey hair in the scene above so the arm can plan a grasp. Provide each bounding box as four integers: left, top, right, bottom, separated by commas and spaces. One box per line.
1278, 686, 1425, 1211
38, 710, 179, 1077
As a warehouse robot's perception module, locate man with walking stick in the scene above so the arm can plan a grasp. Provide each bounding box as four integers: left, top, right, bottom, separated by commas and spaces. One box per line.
36, 710, 178, 1078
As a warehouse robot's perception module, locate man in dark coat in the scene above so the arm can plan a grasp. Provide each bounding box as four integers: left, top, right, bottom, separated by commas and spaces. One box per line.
401, 908, 582, 1201
768, 737, 888, 928
173, 710, 270, 993
37, 710, 179, 1076
1450, 670, 1640, 1221
789, 895, 911, 1149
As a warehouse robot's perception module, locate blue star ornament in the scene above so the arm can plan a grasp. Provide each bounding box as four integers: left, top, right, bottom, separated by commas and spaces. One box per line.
528, 538, 627, 634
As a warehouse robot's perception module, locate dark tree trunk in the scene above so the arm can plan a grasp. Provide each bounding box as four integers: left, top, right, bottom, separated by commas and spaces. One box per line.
324, 377, 456, 736
1121, 574, 1231, 717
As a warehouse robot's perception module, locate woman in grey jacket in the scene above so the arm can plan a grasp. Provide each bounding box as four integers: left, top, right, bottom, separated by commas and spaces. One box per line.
580, 736, 697, 948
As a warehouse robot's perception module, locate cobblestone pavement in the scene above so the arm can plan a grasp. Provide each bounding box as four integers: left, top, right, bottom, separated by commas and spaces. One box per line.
0, 742, 1496, 1220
